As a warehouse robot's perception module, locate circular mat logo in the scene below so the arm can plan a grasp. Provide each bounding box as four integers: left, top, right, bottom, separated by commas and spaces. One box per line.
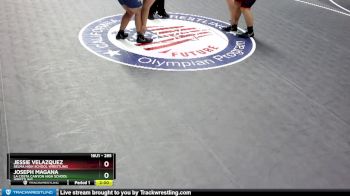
79, 13, 256, 71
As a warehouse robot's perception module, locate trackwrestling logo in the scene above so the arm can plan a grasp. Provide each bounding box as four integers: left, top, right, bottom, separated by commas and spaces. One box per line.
79, 13, 256, 71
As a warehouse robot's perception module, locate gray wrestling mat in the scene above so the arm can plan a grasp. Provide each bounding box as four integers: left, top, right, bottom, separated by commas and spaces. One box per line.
1, 0, 350, 189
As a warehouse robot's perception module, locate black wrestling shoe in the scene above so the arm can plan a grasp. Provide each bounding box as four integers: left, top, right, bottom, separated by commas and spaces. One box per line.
237, 31, 254, 38
222, 25, 237, 32
158, 11, 170, 19
148, 13, 155, 20
136, 34, 153, 43
116, 31, 128, 39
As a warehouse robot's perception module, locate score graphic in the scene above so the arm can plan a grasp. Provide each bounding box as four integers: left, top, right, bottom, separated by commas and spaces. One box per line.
7, 153, 116, 186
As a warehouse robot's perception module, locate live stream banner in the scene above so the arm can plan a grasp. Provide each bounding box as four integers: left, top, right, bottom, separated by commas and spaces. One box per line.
59, 189, 192, 196
1, 188, 345, 195
1, 189, 193, 196
7, 153, 116, 186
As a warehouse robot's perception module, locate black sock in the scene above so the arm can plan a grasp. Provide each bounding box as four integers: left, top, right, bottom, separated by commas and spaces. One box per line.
247, 26, 254, 34
232, 24, 238, 31
119, 30, 126, 35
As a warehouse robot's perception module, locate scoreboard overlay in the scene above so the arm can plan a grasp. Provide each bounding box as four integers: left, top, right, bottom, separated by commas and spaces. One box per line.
7, 153, 116, 186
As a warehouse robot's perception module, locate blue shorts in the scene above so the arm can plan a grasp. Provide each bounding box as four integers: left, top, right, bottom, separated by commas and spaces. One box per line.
237, 0, 256, 8
118, 0, 142, 9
